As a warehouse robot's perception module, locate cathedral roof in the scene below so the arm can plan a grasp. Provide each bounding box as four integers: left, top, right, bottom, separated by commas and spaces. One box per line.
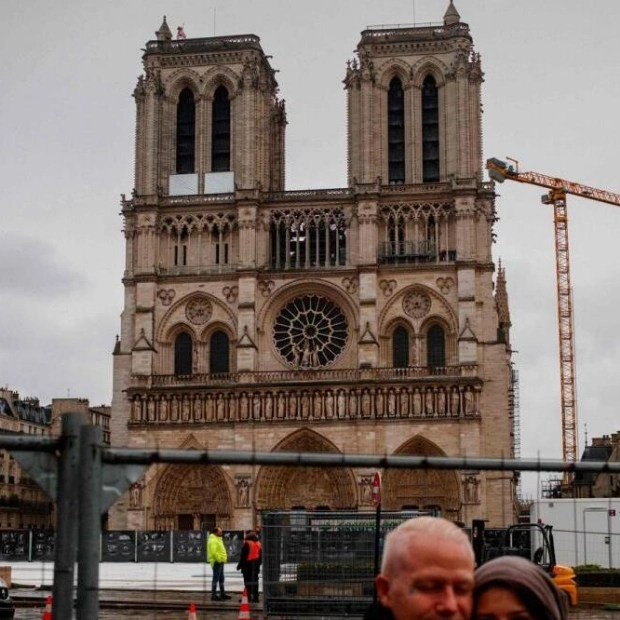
444, 1, 461, 26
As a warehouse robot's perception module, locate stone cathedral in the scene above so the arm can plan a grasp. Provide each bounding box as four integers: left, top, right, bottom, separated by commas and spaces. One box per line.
110, 1, 515, 531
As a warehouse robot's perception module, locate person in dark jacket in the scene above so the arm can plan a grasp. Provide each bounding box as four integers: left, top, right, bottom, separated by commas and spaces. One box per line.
237, 531, 262, 603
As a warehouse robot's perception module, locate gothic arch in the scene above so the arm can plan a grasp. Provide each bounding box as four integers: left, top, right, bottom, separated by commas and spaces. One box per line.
410, 58, 448, 88
378, 283, 457, 334
157, 292, 237, 343
378, 59, 412, 90
202, 67, 240, 100
166, 321, 198, 342
382, 435, 461, 518
255, 428, 357, 510
164, 68, 203, 99
151, 462, 233, 526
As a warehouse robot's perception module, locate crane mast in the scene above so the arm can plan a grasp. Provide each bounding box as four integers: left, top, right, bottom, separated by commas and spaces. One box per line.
487, 158, 620, 474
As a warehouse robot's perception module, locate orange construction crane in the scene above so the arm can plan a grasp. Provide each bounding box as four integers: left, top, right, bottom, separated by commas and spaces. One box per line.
486, 157, 620, 472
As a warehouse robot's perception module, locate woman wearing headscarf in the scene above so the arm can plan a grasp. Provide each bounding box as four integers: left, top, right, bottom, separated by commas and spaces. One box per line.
473, 556, 569, 620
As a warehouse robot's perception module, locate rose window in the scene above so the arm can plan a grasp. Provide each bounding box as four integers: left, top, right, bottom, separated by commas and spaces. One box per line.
273, 295, 348, 368
403, 291, 431, 319
185, 298, 213, 325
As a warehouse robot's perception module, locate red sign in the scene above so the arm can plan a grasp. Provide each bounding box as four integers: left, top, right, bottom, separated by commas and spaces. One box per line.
372, 472, 382, 508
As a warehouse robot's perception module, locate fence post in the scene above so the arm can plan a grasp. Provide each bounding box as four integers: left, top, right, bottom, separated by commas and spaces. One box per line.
52, 413, 84, 618
77, 424, 102, 619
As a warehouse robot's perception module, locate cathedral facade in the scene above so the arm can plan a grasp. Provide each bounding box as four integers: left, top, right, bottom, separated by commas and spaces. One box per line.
110, 2, 515, 531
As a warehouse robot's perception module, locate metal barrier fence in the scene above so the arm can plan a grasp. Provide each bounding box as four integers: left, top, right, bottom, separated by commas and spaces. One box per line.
261, 510, 437, 617
2, 412, 620, 619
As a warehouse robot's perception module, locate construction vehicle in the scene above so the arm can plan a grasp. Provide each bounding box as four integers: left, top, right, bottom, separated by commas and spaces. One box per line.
479, 521, 577, 606
486, 157, 620, 477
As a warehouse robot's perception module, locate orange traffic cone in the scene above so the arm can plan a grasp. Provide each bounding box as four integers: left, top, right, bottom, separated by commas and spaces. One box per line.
188, 601, 197, 620
238, 587, 251, 620
42, 595, 52, 620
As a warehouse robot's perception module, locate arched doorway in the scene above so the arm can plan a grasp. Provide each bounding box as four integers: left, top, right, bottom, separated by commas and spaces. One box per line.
255, 429, 356, 510
382, 435, 461, 520
152, 463, 232, 530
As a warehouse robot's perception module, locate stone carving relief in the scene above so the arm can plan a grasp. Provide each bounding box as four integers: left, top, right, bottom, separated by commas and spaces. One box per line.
258, 280, 275, 297
436, 277, 454, 294
129, 482, 143, 509
255, 430, 357, 510
379, 279, 397, 297
403, 291, 432, 319
222, 286, 238, 303
359, 475, 374, 505
185, 298, 213, 325
462, 474, 481, 504
152, 464, 231, 529
235, 477, 251, 508
342, 276, 359, 294
130, 385, 480, 425
157, 289, 176, 306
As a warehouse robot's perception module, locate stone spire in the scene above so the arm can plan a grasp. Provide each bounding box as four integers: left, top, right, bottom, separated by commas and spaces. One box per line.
495, 259, 511, 345
444, 1, 461, 26
156, 16, 172, 41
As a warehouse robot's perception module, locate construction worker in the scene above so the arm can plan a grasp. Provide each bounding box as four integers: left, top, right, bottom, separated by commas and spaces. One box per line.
207, 527, 231, 601
237, 530, 262, 603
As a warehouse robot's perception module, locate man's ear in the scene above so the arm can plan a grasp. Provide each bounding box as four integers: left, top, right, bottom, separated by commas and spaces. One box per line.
375, 575, 391, 607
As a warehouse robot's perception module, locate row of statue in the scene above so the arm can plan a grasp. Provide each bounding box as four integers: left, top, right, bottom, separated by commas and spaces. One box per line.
130, 385, 479, 424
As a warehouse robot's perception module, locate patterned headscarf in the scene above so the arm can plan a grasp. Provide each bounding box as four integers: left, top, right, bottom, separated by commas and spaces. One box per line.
474, 556, 568, 620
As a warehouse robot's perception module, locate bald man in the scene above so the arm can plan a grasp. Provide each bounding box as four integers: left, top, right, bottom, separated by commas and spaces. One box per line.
373, 516, 475, 620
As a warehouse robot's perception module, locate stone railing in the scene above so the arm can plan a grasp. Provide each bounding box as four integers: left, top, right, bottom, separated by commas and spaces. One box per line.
136, 365, 475, 389
144, 35, 262, 55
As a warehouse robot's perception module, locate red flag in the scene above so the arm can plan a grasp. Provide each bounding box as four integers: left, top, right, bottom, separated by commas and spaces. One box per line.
177, 26, 187, 39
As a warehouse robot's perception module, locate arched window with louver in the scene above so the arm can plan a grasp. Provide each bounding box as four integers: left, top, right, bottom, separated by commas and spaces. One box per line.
176, 88, 195, 174
212, 86, 231, 172
422, 75, 439, 182
388, 77, 405, 184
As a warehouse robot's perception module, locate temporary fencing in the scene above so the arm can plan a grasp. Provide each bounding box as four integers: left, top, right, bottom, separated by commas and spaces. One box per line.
2, 413, 620, 618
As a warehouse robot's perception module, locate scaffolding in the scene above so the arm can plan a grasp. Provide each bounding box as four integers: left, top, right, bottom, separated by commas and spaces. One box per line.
509, 365, 521, 496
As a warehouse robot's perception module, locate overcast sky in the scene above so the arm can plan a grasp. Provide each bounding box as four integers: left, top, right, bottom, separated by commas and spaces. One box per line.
2, 1, 619, 497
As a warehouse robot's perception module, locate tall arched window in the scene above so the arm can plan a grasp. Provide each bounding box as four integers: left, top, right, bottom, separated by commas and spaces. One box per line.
422, 75, 439, 182
174, 332, 193, 375
388, 77, 405, 184
392, 326, 410, 368
427, 325, 446, 370
209, 330, 230, 374
212, 86, 231, 172
176, 88, 196, 174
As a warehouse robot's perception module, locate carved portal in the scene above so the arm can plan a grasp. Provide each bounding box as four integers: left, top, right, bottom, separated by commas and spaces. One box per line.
152, 463, 232, 529
382, 436, 461, 519
255, 429, 356, 510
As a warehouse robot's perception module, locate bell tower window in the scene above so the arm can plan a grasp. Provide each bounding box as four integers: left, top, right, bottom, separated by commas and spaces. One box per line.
388, 77, 405, 185
212, 86, 231, 172
422, 75, 439, 182
176, 88, 195, 174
